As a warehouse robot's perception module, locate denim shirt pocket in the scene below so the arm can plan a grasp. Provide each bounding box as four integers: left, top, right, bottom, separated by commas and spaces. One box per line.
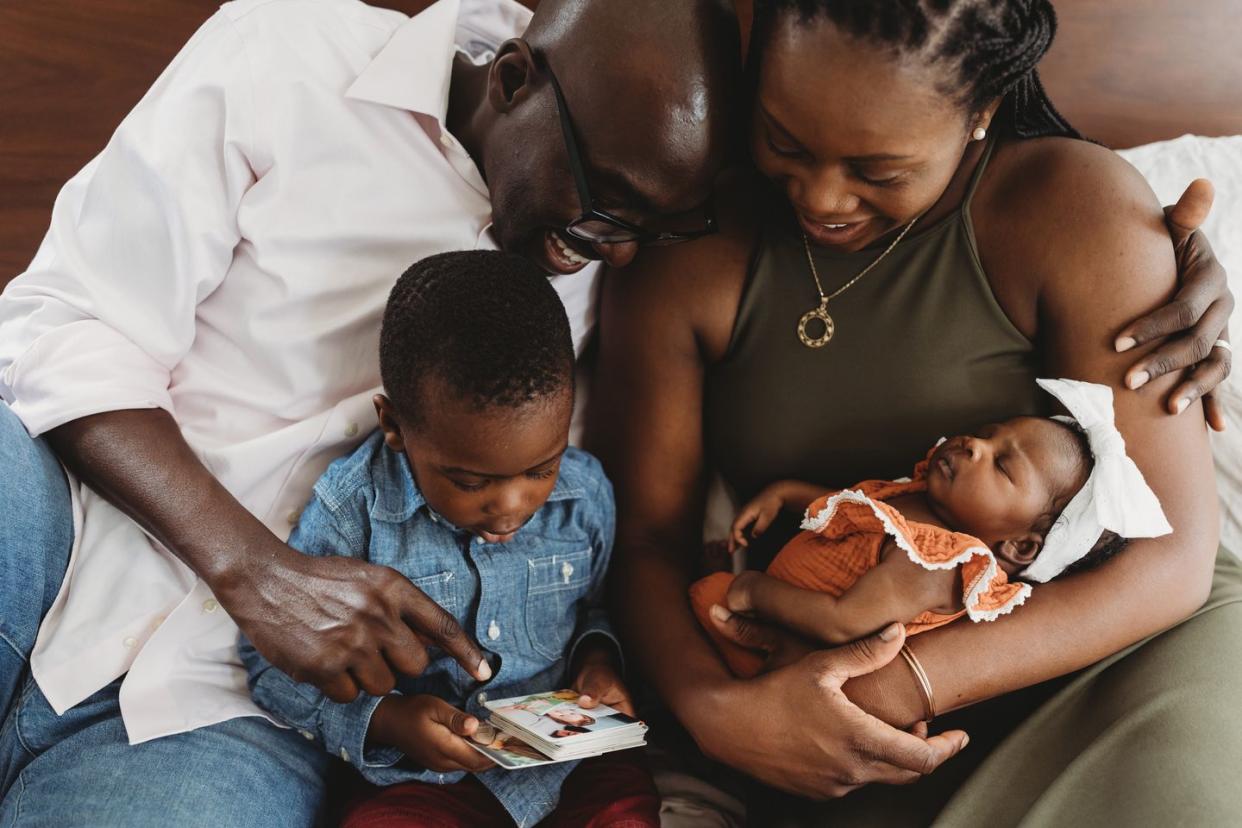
523, 546, 593, 662
410, 570, 458, 615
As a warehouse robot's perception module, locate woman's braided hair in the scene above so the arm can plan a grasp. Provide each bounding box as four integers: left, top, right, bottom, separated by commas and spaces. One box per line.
750, 0, 1082, 141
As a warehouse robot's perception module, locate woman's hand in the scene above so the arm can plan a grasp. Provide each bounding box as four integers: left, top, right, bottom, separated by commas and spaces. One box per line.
694, 624, 969, 798
368, 695, 496, 773
1114, 179, 1233, 430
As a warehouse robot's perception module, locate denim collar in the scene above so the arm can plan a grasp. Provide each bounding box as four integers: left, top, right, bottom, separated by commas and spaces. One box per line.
371, 443, 586, 524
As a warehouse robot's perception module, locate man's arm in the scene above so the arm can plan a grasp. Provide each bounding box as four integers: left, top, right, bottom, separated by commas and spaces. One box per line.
52, 409, 486, 701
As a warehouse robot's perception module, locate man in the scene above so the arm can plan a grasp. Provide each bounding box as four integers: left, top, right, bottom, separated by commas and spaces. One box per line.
0, 0, 1231, 824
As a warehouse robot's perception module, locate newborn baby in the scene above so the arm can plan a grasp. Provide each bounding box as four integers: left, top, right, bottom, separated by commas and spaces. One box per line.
691, 379, 1171, 678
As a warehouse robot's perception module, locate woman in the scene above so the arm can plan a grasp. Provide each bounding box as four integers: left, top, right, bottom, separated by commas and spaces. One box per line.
587, 1, 1239, 823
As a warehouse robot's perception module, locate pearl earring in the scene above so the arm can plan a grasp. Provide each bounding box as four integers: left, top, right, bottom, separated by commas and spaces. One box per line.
972, 126, 988, 141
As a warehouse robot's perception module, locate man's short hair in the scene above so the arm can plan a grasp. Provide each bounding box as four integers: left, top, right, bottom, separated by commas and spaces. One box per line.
379, 250, 574, 428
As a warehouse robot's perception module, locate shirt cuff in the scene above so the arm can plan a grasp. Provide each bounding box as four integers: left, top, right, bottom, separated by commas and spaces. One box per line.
568, 610, 625, 678
2, 320, 173, 436
318, 691, 404, 773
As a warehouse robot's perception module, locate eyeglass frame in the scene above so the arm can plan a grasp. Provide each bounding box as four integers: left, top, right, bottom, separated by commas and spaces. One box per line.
538, 55, 717, 247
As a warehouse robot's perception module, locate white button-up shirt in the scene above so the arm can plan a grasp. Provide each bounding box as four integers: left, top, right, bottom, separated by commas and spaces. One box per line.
0, 0, 600, 744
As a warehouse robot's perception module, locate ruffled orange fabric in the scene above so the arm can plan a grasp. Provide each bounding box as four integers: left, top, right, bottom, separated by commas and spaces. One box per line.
690, 458, 1031, 679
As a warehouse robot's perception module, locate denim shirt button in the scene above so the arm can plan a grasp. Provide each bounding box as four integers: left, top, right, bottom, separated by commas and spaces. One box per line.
487, 621, 501, 641
477, 692, 488, 704
561, 561, 574, 583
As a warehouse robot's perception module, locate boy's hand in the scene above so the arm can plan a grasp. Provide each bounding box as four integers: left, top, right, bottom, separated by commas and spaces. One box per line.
730, 488, 785, 552
571, 640, 635, 716
368, 695, 495, 773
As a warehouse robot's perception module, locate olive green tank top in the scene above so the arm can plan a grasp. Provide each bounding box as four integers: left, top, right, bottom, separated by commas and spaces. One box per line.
705, 140, 1047, 505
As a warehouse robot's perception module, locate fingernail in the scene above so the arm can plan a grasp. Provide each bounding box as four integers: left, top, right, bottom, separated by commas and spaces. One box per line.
710, 604, 732, 623
1175, 397, 1190, 414
1115, 336, 1137, 352
961, 734, 970, 748
579, 695, 593, 704
1127, 370, 1150, 390
477, 659, 493, 681
879, 622, 902, 641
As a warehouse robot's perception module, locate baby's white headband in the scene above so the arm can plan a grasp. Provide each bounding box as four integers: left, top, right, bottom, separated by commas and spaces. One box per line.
1020, 378, 1172, 583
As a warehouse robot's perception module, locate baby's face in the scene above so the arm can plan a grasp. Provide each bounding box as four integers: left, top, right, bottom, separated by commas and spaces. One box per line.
926, 417, 1087, 548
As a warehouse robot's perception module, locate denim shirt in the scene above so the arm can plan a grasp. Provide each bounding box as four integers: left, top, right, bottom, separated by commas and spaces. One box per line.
239, 432, 619, 827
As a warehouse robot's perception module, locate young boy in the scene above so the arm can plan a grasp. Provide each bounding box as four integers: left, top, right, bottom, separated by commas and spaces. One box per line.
239, 251, 657, 827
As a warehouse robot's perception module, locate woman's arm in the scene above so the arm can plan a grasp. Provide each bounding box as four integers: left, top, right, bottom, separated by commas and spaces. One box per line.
845, 139, 1220, 723
586, 208, 967, 797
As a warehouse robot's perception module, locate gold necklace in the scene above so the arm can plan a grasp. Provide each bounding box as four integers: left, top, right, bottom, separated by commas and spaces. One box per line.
797, 211, 926, 348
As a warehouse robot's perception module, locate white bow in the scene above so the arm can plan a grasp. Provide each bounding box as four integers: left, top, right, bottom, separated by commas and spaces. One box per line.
1020, 378, 1172, 583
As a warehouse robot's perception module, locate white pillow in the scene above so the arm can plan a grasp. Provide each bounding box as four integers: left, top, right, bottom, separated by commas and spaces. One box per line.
1118, 135, 1242, 557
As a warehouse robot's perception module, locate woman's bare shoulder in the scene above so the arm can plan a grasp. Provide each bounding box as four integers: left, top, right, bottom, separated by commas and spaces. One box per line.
602, 168, 765, 360
976, 136, 1174, 325
982, 136, 1166, 251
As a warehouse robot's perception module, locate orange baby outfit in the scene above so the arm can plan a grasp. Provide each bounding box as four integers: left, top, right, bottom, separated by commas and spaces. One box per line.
690, 459, 1031, 678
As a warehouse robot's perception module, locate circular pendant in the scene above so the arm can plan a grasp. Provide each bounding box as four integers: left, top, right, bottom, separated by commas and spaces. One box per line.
797, 305, 835, 348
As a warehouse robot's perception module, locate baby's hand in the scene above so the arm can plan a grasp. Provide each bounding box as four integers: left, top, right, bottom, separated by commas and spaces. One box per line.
368, 694, 495, 773
571, 640, 635, 716
730, 489, 785, 552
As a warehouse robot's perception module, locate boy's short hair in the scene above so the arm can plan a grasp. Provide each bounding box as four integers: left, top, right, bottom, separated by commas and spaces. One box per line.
379, 250, 574, 428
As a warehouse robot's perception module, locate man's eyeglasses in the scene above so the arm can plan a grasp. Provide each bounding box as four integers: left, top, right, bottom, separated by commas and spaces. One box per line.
541, 58, 716, 247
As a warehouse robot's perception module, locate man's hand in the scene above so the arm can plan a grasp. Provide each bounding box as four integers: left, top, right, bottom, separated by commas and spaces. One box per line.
571, 641, 635, 717
695, 624, 968, 799
224, 544, 491, 703
1115, 178, 1233, 430
44, 409, 491, 705
368, 694, 495, 773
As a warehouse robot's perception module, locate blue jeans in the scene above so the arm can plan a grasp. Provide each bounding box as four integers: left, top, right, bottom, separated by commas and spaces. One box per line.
0, 404, 331, 826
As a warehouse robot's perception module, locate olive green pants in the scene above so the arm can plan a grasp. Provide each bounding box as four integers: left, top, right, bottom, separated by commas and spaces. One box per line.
769, 549, 1242, 827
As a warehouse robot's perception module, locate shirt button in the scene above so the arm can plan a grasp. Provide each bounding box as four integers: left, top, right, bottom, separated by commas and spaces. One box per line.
286, 509, 301, 526
439, 132, 453, 148
339, 747, 350, 762
477, 692, 488, 704
300, 730, 314, 741
123, 637, 137, 649
344, 422, 359, 438
487, 621, 501, 641
561, 561, 574, 583
202, 599, 218, 614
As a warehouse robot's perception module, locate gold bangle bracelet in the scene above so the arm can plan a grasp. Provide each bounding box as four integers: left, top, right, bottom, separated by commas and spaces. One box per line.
899, 644, 936, 722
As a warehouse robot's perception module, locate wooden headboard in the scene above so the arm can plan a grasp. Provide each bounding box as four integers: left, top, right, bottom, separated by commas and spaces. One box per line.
3, 0, 1240, 284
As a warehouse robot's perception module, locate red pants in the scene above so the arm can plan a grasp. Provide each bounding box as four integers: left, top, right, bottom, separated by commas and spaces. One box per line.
339, 750, 660, 828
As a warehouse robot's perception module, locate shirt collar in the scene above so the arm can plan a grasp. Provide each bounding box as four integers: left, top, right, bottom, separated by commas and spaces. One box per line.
344, 0, 533, 122
373, 442, 585, 524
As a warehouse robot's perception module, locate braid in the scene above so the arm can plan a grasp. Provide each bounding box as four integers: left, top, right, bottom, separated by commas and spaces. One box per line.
751, 0, 1081, 141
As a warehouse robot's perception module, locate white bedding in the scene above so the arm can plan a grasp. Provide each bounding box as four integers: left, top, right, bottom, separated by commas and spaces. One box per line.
1119, 135, 1242, 555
